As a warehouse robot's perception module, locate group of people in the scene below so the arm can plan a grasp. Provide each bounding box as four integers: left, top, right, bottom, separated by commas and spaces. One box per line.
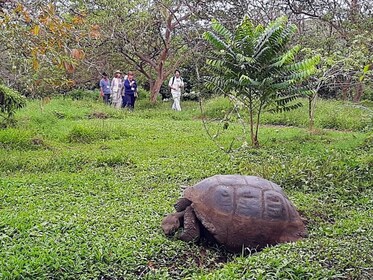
99, 70, 138, 109
99, 69, 185, 111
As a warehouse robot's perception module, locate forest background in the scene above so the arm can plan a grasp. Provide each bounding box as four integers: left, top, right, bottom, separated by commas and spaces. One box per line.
1, 0, 372, 103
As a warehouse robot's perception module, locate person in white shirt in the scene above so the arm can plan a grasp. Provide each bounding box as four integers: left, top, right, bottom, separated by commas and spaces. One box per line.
168, 70, 184, 111
110, 70, 123, 109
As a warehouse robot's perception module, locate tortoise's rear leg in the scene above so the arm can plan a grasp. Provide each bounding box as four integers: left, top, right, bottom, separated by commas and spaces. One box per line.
174, 198, 192, 212
179, 206, 200, 242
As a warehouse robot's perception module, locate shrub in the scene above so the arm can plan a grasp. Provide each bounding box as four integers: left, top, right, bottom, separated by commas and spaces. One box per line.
0, 84, 26, 127
182, 91, 199, 101
362, 86, 373, 101
136, 88, 150, 100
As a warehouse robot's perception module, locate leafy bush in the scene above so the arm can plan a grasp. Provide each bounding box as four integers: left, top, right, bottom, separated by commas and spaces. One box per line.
362, 86, 373, 101
0, 84, 26, 127
182, 91, 199, 101
159, 82, 171, 100
136, 88, 150, 100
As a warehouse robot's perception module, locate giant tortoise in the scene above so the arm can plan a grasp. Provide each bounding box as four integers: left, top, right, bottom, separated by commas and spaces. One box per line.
161, 175, 307, 252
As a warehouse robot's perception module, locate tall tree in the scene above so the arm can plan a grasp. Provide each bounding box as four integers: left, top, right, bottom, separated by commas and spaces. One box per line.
85, 0, 203, 103
285, 0, 373, 101
0, 0, 86, 95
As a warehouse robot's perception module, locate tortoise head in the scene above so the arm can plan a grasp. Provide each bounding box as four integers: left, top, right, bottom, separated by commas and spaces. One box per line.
161, 211, 185, 235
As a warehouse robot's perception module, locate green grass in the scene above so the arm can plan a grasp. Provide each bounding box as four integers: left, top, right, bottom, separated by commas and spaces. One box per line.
0, 96, 372, 279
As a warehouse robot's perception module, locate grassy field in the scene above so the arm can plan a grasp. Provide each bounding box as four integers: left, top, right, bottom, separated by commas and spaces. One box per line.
0, 95, 372, 279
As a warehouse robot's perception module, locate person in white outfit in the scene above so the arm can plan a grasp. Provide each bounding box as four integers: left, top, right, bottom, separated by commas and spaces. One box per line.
110, 70, 123, 109
168, 70, 184, 111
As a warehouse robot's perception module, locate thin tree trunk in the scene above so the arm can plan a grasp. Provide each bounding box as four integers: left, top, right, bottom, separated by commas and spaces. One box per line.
353, 82, 363, 103
349, 0, 359, 23
309, 93, 317, 131
248, 94, 255, 147
195, 63, 200, 80
253, 102, 263, 148
342, 77, 351, 101
249, 110, 254, 146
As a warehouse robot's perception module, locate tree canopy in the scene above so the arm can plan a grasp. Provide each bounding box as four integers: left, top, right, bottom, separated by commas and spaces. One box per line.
0, 0, 372, 101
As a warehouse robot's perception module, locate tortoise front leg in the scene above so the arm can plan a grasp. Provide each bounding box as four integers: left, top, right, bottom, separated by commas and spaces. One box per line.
174, 198, 192, 212
161, 210, 185, 235
179, 206, 200, 242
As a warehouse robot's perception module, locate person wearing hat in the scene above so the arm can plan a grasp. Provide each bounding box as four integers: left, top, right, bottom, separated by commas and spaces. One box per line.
111, 70, 123, 109
99, 72, 111, 104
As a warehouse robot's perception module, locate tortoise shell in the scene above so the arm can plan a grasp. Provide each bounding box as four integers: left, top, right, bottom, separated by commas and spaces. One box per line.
184, 175, 306, 252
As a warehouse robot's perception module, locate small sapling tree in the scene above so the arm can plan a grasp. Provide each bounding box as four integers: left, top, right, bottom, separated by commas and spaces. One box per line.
203, 16, 320, 147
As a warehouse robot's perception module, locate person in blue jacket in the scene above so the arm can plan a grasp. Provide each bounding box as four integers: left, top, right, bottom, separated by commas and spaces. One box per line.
122, 71, 138, 110
99, 72, 111, 104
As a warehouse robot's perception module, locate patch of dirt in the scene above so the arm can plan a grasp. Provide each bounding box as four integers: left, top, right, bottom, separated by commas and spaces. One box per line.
89, 112, 109, 119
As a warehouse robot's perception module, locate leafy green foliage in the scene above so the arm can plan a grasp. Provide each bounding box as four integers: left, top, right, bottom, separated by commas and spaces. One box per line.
203, 16, 320, 147
0, 84, 26, 127
0, 2, 88, 97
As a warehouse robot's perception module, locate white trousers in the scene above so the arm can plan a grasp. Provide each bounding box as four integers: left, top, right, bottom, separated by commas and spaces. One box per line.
172, 92, 181, 111
111, 89, 122, 109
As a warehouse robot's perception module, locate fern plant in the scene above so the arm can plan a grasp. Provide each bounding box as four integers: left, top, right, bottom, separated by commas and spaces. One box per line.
203, 16, 320, 147
0, 84, 26, 128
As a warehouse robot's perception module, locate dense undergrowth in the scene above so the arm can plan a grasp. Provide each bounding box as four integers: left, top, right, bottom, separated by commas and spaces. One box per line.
0, 96, 372, 279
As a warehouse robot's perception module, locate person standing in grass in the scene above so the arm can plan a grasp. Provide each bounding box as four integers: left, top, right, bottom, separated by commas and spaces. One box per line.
99, 72, 111, 104
111, 70, 123, 109
123, 71, 138, 110
168, 70, 184, 111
